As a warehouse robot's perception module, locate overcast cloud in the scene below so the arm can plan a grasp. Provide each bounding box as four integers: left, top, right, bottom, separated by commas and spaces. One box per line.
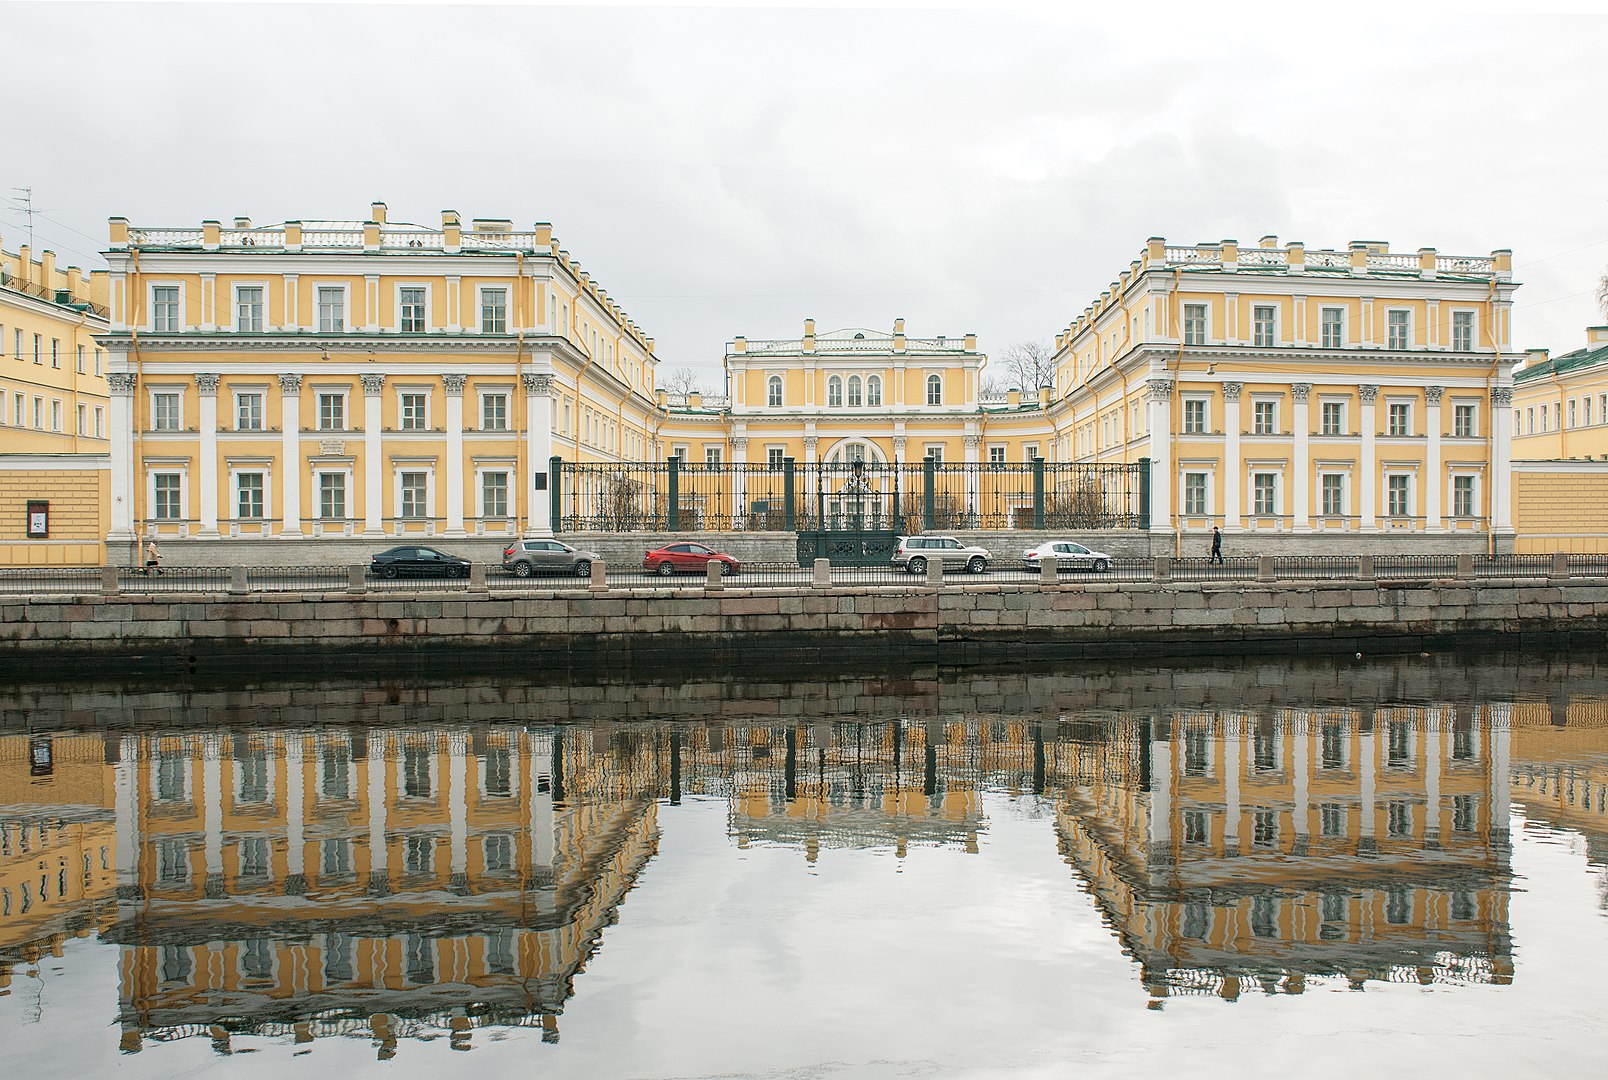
5, 0, 1607, 386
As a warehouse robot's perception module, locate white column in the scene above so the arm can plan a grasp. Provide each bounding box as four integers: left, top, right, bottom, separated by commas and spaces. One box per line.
108, 371, 137, 542
1490, 705, 1512, 845
1359, 714, 1377, 852
203, 735, 224, 896
1292, 383, 1311, 531
963, 433, 981, 522
731, 437, 748, 527
1147, 378, 1174, 535
361, 374, 385, 536
278, 373, 304, 538
1292, 714, 1310, 848
1223, 713, 1241, 853
1359, 385, 1379, 530
893, 432, 907, 467
444, 374, 467, 537
1148, 724, 1171, 853
196, 374, 221, 537
286, 734, 306, 892
804, 433, 818, 466
1492, 386, 1514, 536
523, 372, 554, 538
1425, 385, 1444, 530
449, 732, 469, 888
529, 730, 555, 876
114, 734, 141, 896
367, 733, 389, 892
1222, 382, 1242, 530
1424, 711, 1441, 843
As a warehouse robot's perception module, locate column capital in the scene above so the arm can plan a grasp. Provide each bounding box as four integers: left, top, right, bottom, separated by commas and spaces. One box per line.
107, 372, 138, 396
443, 373, 467, 396
892, 435, 907, 451
1424, 385, 1445, 405
1290, 382, 1311, 403
1145, 378, 1174, 402
278, 373, 303, 394
730, 436, 748, 451
360, 373, 386, 395
1221, 381, 1242, 402
963, 434, 982, 449
803, 436, 818, 451
195, 373, 221, 396
523, 372, 553, 396
1358, 384, 1380, 404
1492, 386, 1513, 407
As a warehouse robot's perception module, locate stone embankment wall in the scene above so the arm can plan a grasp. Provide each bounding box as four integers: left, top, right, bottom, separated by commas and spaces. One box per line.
2, 574, 1604, 672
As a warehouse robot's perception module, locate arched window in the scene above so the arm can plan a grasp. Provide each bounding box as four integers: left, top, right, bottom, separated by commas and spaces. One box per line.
828, 376, 843, 408
927, 374, 942, 406
847, 376, 862, 408
767, 375, 783, 407
867, 375, 882, 407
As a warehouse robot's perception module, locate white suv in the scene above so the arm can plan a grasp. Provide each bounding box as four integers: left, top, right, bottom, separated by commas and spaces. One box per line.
891, 535, 992, 575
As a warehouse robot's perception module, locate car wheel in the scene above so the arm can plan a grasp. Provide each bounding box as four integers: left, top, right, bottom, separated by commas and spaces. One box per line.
512, 561, 533, 578
574, 560, 591, 578
719, 560, 733, 577
967, 556, 987, 574
377, 564, 398, 579
657, 561, 675, 577
451, 565, 467, 578
907, 556, 927, 575
1093, 558, 1110, 573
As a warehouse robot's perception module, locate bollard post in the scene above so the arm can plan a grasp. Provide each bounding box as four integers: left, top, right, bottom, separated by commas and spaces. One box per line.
1356, 554, 1375, 581
469, 563, 487, 591
1551, 550, 1570, 579
783, 458, 796, 531
1040, 555, 1059, 587
926, 553, 945, 587
1455, 553, 1474, 580
229, 566, 248, 595
1153, 556, 1172, 582
589, 559, 608, 594
1257, 555, 1276, 583
667, 456, 680, 532
1032, 457, 1046, 531
101, 565, 120, 595
705, 558, 724, 592
348, 564, 366, 593
813, 558, 832, 588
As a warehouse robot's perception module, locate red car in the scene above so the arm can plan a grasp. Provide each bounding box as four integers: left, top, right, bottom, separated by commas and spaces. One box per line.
642, 542, 740, 577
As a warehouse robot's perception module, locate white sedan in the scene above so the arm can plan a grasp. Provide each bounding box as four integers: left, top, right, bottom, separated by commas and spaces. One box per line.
1023, 540, 1112, 573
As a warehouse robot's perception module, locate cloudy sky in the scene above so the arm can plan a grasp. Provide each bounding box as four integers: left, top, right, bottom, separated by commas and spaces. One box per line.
6, 0, 1607, 387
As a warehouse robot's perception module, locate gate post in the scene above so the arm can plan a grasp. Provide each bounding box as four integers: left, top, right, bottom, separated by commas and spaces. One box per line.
1032, 456, 1045, 531
1138, 457, 1153, 531
923, 455, 936, 532
549, 455, 563, 534
783, 457, 796, 532
667, 455, 680, 532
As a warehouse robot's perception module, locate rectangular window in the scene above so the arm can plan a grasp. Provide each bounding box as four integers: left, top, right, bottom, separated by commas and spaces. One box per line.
239, 837, 270, 878
10, 328, 18, 356
317, 392, 345, 431
1387, 474, 1410, 517
1251, 895, 1277, 938
321, 746, 350, 800
1387, 721, 1412, 765
1321, 306, 1344, 348
1252, 304, 1276, 347
484, 748, 512, 797
1454, 403, 1476, 437
1451, 891, 1476, 922
1387, 801, 1412, 837
321, 840, 352, 878
235, 286, 264, 332
1452, 794, 1477, 832
32, 396, 41, 429
154, 473, 182, 520
76, 344, 84, 373
404, 837, 432, 874
1252, 809, 1278, 847
1252, 400, 1276, 435
1184, 728, 1210, 776
400, 472, 428, 518
236, 392, 263, 431
399, 287, 427, 333
1183, 398, 1206, 434
77, 403, 87, 435
705, 446, 722, 466
988, 445, 1006, 465
1183, 810, 1208, 844
317, 287, 345, 332
1569, 399, 1577, 428
484, 834, 513, 872
153, 392, 180, 431
480, 288, 508, 333
1321, 722, 1345, 768
50, 400, 61, 432
1321, 400, 1344, 435
767, 446, 785, 467
1452, 310, 1474, 352
1320, 804, 1345, 837
400, 392, 427, 430
1183, 303, 1206, 346
157, 841, 189, 885
1183, 472, 1207, 515
925, 445, 943, 465
1453, 475, 1475, 518
481, 393, 508, 431
318, 473, 346, 519
1387, 309, 1411, 349
402, 746, 431, 797
50, 339, 59, 367
482, 472, 508, 518
1253, 473, 1277, 516
236, 473, 264, 519
95, 349, 103, 375
95, 407, 104, 437
152, 286, 180, 331
1388, 402, 1411, 436
1321, 474, 1344, 516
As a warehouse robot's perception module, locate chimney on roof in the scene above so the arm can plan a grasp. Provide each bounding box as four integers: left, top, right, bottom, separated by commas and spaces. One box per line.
1587, 327, 1608, 348
371, 202, 387, 225
1259, 235, 1279, 249
234, 217, 251, 229
1525, 348, 1550, 369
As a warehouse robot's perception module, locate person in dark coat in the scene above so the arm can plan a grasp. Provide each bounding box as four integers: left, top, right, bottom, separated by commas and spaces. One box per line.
1210, 527, 1223, 564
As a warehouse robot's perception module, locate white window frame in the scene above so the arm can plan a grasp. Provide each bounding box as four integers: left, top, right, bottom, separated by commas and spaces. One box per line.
1318, 470, 1348, 517
827, 375, 843, 408
987, 444, 1007, 466
149, 387, 185, 432
233, 388, 266, 432
231, 281, 268, 333
1251, 396, 1279, 436
396, 283, 431, 334
1251, 303, 1278, 348
229, 466, 272, 522
1386, 308, 1413, 350
766, 374, 783, 407
1251, 470, 1279, 516
478, 388, 510, 431
924, 443, 944, 464
475, 466, 512, 519
1319, 305, 1345, 349
315, 469, 351, 521
847, 374, 863, 408
147, 466, 189, 522
76, 344, 85, 374
1181, 470, 1211, 516
94, 406, 104, 438
1450, 472, 1479, 519
315, 283, 349, 333
394, 465, 436, 520
477, 285, 509, 334
1182, 302, 1209, 346
1450, 308, 1477, 352
148, 282, 184, 333
395, 387, 432, 432
1022, 443, 1039, 463
1319, 397, 1347, 436
315, 388, 349, 432
1385, 471, 1414, 518
1182, 395, 1209, 435
766, 445, 786, 468
1385, 398, 1414, 438
704, 445, 722, 466
866, 374, 883, 407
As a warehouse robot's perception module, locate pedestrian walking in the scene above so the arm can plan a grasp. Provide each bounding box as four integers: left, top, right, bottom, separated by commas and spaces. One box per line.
144, 538, 163, 576
1210, 527, 1223, 565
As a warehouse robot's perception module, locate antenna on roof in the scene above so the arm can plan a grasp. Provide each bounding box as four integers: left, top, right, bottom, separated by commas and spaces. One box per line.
11, 187, 33, 249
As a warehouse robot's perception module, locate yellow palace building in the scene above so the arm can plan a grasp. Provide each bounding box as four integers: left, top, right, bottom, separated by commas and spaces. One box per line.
1507, 326, 1608, 553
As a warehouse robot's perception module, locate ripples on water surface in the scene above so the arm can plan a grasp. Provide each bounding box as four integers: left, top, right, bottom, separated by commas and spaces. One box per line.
1, 653, 1606, 1078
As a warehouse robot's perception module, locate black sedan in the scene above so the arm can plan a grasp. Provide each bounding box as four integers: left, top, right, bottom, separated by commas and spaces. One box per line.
368, 545, 471, 579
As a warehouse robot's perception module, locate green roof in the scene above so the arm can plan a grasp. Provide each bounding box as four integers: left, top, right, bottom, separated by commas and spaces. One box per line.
1515, 344, 1608, 383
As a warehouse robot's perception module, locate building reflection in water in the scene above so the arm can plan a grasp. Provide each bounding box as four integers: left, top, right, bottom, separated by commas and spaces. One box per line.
2, 697, 1606, 1056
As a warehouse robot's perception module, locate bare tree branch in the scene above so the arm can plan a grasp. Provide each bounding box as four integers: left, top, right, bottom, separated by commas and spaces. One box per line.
1597, 269, 1608, 321
661, 367, 703, 396
989, 340, 1056, 394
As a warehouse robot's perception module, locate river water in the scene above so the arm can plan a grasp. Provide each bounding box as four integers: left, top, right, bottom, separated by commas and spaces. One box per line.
1, 653, 1605, 1078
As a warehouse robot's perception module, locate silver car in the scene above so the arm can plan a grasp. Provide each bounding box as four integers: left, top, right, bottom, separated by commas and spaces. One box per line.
1022, 540, 1112, 573
891, 535, 992, 574
503, 539, 602, 578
